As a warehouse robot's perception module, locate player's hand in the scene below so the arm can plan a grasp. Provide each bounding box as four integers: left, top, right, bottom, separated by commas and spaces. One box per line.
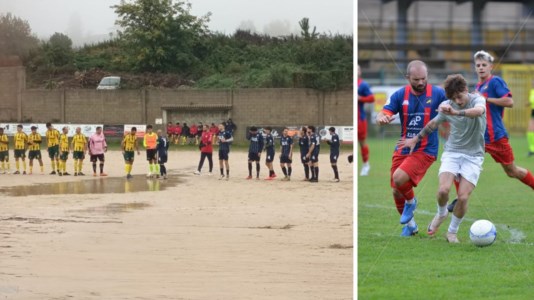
377, 114, 395, 125
396, 137, 417, 154
438, 104, 457, 116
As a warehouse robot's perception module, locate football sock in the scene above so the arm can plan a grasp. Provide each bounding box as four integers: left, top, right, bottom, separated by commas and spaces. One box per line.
393, 195, 405, 215
520, 170, 534, 190
528, 132, 534, 152
40, 164, 43, 173
438, 204, 448, 216
78, 161, 82, 172
93, 163, 97, 173
407, 217, 416, 228
288, 167, 292, 176
125, 164, 129, 174
220, 168, 224, 175
304, 165, 309, 179
1, 161, 4, 171
226, 169, 229, 176
256, 163, 260, 177
314, 167, 319, 179
160, 164, 166, 175
310, 166, 315, 179
16, 160, 19, 171
22, 161, 26, 171
361, 144, 369, 163
29, 165, 33, 173
100, 163, 104, 173
282, 167, 287, 176
332, 165, 339, 179
448, 214, 463, 234
51, 162, 56, 171
406, 199, 415, 205
397, 181, 415, 200
248, 162, 252, 176
155, 164, 160, 174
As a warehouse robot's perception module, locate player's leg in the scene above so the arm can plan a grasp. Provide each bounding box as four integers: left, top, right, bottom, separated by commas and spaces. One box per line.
78, 154, 85, 175
49, 149, 56, 174
37, 152, 44, 174
91, 155, 97, 176
331, 152, 339, 182
21, 153, 26, 174
99, 155, 106, 176
302, 155, 309, 180
247, 153, 253, 178
28, 153, 34, 174
428, 171, 456, 235
287, 162, 292, 180
197, 152, 206, 174
207, 153, 213, 174
224, 158, 230, 179
280, 158, 287, 179
218, 151, 225, 179
358, 119, 370, 176
488, 138, 534, 189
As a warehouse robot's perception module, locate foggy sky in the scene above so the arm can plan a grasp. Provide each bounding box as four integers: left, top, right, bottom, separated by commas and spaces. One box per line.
0, 0, 353, 45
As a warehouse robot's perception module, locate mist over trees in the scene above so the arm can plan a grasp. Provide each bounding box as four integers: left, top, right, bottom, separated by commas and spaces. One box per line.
2, 0, 352, 91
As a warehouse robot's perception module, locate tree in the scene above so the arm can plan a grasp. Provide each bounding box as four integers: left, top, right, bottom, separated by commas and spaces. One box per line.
0, 13, 39, 58
299, 18, 318, 40
46, 32, 74, 67
112, 0, 211, 73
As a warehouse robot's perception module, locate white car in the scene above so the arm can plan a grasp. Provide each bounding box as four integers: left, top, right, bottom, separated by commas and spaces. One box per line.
97, 76, 121, 90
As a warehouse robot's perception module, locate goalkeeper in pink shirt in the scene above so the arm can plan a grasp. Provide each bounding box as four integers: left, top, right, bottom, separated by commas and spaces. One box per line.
89, 126, 108, 176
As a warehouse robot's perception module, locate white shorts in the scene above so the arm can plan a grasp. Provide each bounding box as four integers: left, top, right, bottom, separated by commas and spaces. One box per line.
438, 152, 484, 186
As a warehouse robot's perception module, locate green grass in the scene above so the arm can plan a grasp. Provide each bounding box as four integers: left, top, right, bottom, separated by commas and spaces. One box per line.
358, 135, 534, 299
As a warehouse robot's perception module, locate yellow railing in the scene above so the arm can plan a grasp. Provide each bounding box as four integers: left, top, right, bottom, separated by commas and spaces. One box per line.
501, 64, 534, 133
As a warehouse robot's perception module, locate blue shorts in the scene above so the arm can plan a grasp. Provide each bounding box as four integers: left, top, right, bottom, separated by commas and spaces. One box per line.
280, 155, 292, 164
330, 152, 339, 164
248, 152, 260, 162
300, 153, 309, 164
265, 151, 275, 163
219, 150, 229, 161
158, 155, 168, 164
310, 152, 319, 163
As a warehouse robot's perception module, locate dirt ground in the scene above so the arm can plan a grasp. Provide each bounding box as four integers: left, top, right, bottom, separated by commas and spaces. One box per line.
0, 149, 353, 300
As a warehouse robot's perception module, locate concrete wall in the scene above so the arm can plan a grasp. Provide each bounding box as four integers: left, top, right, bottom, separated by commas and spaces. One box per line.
1, 68, 353, 142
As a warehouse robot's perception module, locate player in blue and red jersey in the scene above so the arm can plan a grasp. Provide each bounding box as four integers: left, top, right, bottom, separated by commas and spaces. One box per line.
376, 60, 448, 236
474, 51, 534, 189
358, 65, 375, 176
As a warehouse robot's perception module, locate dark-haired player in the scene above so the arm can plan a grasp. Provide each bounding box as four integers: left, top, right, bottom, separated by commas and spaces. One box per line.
46, 122, 61, 175
0, 127, 10, 174
246, 126, 263, 179
298, 126, 310, 180
325, 127, 340, 182
89, 126, 107, 176
28, 126, 44, 175
144, 124, 158, 178
279, 128, 293, 181
71, 127, 87, 176
264, 127, 276, 180
156, 129, 169, 179
194, 124, 214, 176
13, 124, 28, 175
122, 127, 140, 179
217, 123, 233, 180
358, 65, 375, 176
306, 126, 320, 182
58, 126, 70, 176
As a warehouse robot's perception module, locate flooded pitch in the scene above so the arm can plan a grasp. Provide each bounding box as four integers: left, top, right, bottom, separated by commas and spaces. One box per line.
0, 175, 182, 197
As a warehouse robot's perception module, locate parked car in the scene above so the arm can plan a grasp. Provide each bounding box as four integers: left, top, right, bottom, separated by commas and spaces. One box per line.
97, 76, 121, 90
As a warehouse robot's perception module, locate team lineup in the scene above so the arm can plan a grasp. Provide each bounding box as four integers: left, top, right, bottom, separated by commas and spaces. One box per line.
361, 50, 534, 243
0, 122, 344, 183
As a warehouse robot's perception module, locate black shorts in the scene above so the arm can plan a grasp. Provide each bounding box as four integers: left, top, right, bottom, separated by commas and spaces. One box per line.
300, 153, 309, 164
14, 149, 26, 159
158, 155, 168, 164
28, 150, 41, 160
60, 151, 69, 161
48, 145, 59, 159
146, 149, 157, 161
90, 154, 105, 162
280, 155, 292, 164
219, 149, 229, 161
248, 152, 260, 162
265, 151, 275, 163
0, 150, 8, 161
330, 152, 339, 164
310, 153, 319, 163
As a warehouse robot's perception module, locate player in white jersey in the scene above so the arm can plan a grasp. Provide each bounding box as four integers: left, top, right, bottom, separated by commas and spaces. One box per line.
398, 74, 486, 243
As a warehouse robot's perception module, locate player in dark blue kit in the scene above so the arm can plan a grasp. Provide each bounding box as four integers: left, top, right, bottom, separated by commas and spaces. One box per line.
217, 123, 233, 180
279, 128, 293, 181
264, 127, 276, 180
306, 126, 320, 183
246, 126, 263, 179
156, 129, 169, 179
298, 126, 310, 180
325, 127, 340, 182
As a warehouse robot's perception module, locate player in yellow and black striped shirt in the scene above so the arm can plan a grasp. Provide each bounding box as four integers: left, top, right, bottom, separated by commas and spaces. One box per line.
0, 127, 10, 174
46, 122, 61, 175
121, 127, 140, 179
28, 126, 44, 174
13, 124, 28, 174
58, 126, 70, 176
71, 127, 87, 176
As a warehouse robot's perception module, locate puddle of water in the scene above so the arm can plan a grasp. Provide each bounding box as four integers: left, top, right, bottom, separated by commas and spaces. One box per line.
0, 176, 181, 197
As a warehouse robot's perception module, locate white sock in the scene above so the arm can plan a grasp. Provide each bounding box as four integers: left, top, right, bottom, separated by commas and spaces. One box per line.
363, 162, 369, 168
407, 217, 416, 228
438, 204, 448, 216
406, 198, 415, 205
448, 214, 463, 234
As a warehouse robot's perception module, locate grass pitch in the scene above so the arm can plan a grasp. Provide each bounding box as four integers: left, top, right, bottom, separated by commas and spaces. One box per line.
358, 135, 534, 299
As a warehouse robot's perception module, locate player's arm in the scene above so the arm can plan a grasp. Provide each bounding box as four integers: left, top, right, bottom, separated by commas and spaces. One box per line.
121, 137, 126, 152
485, 95, 513, 108
307, 141, 315, 158
376, 110, 396, 125
358, 93, 375, 103
439, 103, 485, 118
289, 142, 293, 158
225, 134, 234, 143
397, 117, 442, 154
135, 138, 140, 154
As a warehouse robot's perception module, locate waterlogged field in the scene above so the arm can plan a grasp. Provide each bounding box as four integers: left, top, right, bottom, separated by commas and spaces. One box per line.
358, 135, 534, 299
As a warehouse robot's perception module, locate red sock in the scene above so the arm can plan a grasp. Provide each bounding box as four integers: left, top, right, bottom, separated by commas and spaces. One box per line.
361, 144, 369, 163
393, 195, 405, 215
520, 171, 534, 190
397, 181, 415, 200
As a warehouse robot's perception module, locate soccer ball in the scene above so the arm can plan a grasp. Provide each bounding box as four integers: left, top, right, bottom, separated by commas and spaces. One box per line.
469, 220, 497, 247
